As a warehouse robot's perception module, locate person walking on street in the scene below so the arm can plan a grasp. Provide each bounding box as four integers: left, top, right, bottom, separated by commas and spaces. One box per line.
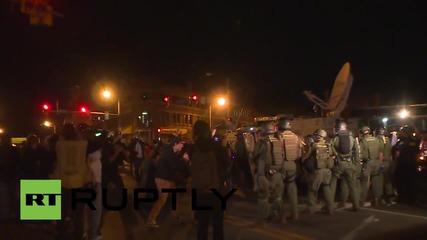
145, 136, 189, 228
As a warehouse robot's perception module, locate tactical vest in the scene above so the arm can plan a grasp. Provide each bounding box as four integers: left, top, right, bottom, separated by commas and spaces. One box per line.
281, 131, 299, 161
379, 136, 392, 161
313, 141, 329, 169
362, 136, 381, 160
267, 135, 285, 166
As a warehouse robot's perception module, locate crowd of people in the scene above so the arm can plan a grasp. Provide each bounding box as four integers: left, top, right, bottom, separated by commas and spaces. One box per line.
247, 118, 425, 227
0, 117, 425, 240
0, 120, 232, 240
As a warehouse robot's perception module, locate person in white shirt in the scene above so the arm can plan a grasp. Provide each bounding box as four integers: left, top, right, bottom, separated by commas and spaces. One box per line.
86, 139, 103, 240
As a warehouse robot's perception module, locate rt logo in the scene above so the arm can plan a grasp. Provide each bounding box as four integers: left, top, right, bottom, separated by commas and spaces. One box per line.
20, 180, 62, 220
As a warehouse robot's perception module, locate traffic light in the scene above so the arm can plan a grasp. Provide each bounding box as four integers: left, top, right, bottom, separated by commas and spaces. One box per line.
227, 117, 232, 122
191, 95, 198, 101
157, 128, 161, 133
163, 97, 170, 103
80, 106, 89, 114
42, 103, 50, 112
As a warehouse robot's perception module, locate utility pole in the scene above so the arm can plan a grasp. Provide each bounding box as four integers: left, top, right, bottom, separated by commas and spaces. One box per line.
226, 78, 230, 126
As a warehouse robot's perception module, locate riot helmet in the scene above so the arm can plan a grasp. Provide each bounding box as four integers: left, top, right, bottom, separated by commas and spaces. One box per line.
259, 122, 275, 136
334, 119, 347, 132
314, 129, 327, 140
377, 127, 386, 136
361, 126, 371, 135
277, 117, 291, 131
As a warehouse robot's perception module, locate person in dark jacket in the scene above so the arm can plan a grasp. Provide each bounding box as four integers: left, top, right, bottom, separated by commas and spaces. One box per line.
188, 120, 230, 240
0, 134, 20, 219
21, 134, 48, 179
393, 126, 420, 205
145, 136, 189, 228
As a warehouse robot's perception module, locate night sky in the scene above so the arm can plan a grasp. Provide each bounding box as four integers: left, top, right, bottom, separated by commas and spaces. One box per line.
1, 1, 427, 135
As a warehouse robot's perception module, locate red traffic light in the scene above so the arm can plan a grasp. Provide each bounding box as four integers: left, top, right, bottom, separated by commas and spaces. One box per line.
163, 97, 169, 103
80, 106, 89, 113
157, 128, 161, 133
42, 103, 50, 111
191, 95, 198, 101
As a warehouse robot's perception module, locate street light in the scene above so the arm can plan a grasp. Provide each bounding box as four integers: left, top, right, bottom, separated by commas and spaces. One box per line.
209, 97, 227, 128
101, 89, 121, 131
43, 121, 52, 127
0, 128, 3, 134
399, 109, 409, 119
102, 90, 112, 99
217, 97, 226, 106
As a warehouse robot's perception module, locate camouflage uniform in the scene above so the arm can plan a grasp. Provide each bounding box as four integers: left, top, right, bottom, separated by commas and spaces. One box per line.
359, 127, 384, 206
279, 129, 302, 219
378, 131, 393, 203
330, 128, 360, 211
304, 130, 334, 214
252, 123, 286, 224
339, 135, 362, 207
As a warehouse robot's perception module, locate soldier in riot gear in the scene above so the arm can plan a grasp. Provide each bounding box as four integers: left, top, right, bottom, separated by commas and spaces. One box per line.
330, 119, 360, 211
277, 117, 302, 219
303, 129, 334, 215
251, 122, 286, 227
359, 126, 384, 207
338, 128, 363, 208
377, 127, 394, 205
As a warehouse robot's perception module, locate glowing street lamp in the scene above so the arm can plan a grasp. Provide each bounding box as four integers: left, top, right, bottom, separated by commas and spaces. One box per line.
382, 117, 388, 123
102, 90, 112, 99
0, 128, 4, 134
43, 121, 52, 127
217, 97, 226, 106
399, 109, 409, 119
101, 89, 121, 131
209, 97, 228, 128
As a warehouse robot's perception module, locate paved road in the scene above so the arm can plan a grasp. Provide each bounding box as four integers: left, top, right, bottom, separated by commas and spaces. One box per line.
2, 169, 427, 240
107, 170, 427, 240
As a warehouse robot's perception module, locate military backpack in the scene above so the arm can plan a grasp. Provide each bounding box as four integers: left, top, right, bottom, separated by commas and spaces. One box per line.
334, 131, 355, 159
313, 141, 330, 169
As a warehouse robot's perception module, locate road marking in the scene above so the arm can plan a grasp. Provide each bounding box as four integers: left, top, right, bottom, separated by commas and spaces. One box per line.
340, 215, 378, 240
226, 215, 313, 240
361, 208, 427, 221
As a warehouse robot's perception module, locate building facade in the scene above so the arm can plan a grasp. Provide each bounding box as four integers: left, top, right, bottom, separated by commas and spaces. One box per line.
114, 83, 254, 142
